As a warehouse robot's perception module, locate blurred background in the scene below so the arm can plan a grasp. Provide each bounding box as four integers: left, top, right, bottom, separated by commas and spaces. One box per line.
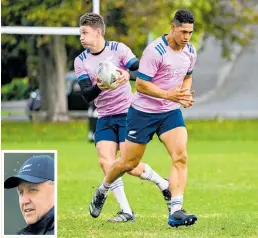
1, 0, 258, 126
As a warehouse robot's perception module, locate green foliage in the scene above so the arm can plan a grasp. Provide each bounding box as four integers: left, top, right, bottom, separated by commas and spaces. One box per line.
1, 77, 31, 100
2, 0, 258, 85
2, 0, 258, 58
102, 0, 258, 57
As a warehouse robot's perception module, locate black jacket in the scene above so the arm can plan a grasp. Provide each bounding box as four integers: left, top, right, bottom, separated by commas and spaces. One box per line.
17, 207, 54, 235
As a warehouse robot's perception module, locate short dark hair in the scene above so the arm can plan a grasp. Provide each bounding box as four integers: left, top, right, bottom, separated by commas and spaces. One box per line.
172, 9, 194, 26
80, 13, 106, 36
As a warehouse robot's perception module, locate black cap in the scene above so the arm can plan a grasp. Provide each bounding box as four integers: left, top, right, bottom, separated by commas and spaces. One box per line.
4, 155, 54, 189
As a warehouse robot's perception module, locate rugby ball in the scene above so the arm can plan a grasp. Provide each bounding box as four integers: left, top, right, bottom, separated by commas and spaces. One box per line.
96, 61, 120, 89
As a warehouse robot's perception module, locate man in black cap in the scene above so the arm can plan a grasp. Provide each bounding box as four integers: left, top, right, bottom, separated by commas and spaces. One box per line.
4, 155, 55, 235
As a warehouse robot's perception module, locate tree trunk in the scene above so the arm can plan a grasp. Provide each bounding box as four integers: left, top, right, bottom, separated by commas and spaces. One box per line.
26, 36, 38, 93
50, 35, 69, 122
38, 36, 68, 122
38, 42, 49, 112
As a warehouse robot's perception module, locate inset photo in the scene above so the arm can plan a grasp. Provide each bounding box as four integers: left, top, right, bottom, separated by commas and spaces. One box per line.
2, 150, 57, 237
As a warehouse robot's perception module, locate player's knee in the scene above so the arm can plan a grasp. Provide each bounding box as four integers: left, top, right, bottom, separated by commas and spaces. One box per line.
123, 159, 139, 172
98, 157, 113, 171
126, 162, 141, 175
173, 149, 187, 165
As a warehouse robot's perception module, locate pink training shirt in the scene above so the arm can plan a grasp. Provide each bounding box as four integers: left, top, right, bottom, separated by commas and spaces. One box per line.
74, 41, 138, 118
132, 34, 197, 113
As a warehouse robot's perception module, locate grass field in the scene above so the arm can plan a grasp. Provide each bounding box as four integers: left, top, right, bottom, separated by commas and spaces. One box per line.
2, 120, 258, 238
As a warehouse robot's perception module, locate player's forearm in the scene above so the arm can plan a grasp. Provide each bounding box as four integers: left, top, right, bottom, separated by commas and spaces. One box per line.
135, 78, 168, 99
128, 60, 139, 81
181, 75, 192, 90
78, 80, 101, 103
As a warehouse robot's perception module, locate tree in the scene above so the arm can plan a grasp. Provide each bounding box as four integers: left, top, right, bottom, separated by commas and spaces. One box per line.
23, 0, 92, 121
101, 0, 258, 58
1, 0, 91, 121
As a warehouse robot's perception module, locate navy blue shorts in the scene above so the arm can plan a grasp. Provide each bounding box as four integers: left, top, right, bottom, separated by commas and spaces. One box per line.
94, 113, 127, 144
126, 107, 185, 144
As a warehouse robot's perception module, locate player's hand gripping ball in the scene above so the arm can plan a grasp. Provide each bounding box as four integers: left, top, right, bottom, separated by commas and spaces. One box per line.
97, 61, 120, 89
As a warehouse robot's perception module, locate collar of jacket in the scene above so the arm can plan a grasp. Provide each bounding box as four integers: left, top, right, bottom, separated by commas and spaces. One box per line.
17, 207, 54, 235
